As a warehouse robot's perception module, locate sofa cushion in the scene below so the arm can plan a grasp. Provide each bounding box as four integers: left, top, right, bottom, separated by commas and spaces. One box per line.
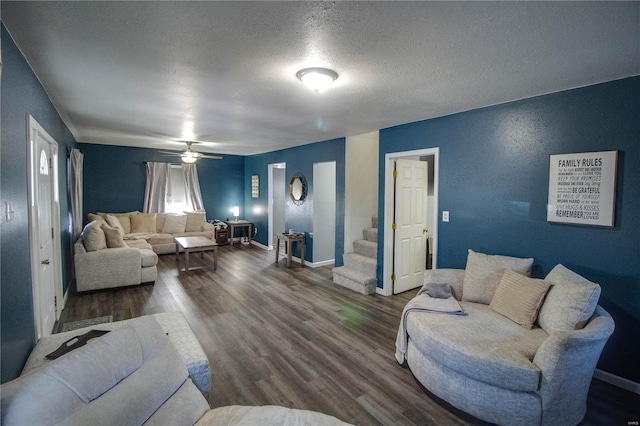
140, 249, 159, 267
98, 212, 138, 234
490, 270, 551, 329
538, 264, 601, 333
162, 214, 188, 234
124, 238, 153, 250
196, 405, 351, 426
462, 249, 534, 304
101, 223, 126, 248
131, 213, 157, 233
81, 221, 107, 251
87, 213, 105, 223
406, 302, 548, 392
148, 233, 176, 246
185, 212, 206, 232
105, 214, 125, 236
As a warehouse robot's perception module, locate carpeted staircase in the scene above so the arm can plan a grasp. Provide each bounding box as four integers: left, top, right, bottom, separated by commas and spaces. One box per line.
332, 216, 378, 295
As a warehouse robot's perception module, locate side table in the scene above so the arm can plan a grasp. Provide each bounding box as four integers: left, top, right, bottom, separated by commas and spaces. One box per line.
275, 233, 305, 267
225, 220, 252, 246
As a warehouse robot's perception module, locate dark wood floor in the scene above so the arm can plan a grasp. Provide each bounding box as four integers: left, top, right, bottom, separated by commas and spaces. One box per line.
58, 244, 639, 425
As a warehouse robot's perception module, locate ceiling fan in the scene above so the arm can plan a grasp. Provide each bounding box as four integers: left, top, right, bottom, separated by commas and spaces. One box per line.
160, 141, 222, 163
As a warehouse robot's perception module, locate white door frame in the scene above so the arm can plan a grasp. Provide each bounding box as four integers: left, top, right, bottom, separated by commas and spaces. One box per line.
28, 115, 64, 339
380, 147, 439, 296
267, 162, 286, 250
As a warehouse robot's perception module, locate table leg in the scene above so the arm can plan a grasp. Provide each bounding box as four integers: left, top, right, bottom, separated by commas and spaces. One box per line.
185, 249, 190, 272
300, 239, 305, 266
286, 240, 292, 267
275, 236, 280, 263
175, 243, 180, 262
229, 225, 234, 246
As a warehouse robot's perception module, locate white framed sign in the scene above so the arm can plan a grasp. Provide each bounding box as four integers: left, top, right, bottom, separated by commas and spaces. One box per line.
547, 150, 618, 227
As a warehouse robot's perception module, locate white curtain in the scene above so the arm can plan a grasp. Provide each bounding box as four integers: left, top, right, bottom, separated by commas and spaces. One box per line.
69, 148, 84, 240
143, 162, 171, 213
182, 164, 205, 212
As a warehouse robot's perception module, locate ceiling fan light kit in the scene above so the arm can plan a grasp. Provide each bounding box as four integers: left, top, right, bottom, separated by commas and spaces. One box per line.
160, 141, 223, 163
296, 67, 338, 92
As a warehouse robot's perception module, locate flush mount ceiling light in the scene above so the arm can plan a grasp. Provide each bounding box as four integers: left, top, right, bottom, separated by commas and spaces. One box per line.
296, 67, 338, 93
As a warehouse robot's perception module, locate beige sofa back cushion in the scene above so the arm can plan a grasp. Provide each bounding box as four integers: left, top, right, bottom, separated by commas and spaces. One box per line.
81, 221, 107, 251
131, 213, 157, 233
162, 214, 188, 234
101, 223, 126, 248
185, 212, 206, 232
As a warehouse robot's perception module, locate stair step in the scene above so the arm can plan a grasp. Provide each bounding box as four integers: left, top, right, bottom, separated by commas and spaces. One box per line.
363, 227, 378, 243
372, 216, 378, 229
332, 266, 376, 295
343, 252, 376, 276
353, 239, 377, 259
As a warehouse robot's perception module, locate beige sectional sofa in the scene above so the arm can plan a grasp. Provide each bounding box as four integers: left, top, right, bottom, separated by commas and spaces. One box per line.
89, 211, 215, 254
74, 211, 215, 292
396, 250, 614, 426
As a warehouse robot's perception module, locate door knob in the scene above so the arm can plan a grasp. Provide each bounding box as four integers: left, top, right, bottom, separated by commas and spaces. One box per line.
41, 259, 50, 265
423, 228, 428, 233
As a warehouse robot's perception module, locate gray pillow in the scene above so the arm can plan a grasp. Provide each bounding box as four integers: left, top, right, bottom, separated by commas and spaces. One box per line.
538, 264, 601, 332
462, 249, 534, 304
419, 282, 453, 299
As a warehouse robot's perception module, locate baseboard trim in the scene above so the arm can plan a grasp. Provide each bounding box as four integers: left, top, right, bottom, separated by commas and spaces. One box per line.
250, 240, 269, 250
594, 369, 640, 394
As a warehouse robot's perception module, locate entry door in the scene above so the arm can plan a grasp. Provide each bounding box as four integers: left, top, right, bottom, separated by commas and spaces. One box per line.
35, 136, 56, 336
393, 159, 428, 294
30, 117, 59, 339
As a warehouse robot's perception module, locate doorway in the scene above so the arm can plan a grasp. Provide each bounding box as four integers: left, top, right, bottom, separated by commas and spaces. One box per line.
28, 115, 63, 339
312, 161, 336, 265
382, 148, 439, 296
268, 162, 286, 250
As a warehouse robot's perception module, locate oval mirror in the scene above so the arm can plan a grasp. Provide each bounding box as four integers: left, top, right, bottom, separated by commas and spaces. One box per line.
289, 173, 307, 205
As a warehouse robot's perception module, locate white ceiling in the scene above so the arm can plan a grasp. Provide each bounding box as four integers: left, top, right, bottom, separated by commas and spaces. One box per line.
3, 1, 639, 156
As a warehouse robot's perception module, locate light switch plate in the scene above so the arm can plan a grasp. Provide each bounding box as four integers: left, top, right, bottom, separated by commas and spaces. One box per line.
442, 211, 449, 222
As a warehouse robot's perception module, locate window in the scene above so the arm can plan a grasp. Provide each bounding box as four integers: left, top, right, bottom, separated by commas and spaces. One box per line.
166, 165, 189, 213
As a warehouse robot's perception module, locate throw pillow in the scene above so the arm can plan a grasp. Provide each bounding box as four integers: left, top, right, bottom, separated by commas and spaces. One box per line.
81, 221, 107, 251
87, 213, 105, 223
462, 249, 534, 304
101, 222, 126, 248
420, 282, 453, 299
537, 264, 601, 333
99, 211, 138, 234
489, 269, 551, 329
162, 214, 188, 234
131, 213, 157, 233
185, 212, 206, 232
105, 214, 125, 237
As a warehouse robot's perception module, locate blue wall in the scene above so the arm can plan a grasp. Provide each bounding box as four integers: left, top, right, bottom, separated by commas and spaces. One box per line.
244, 138, 346, 265
1, 24, 77, 382
378, 77, 639, 382
78, 143, 244, 222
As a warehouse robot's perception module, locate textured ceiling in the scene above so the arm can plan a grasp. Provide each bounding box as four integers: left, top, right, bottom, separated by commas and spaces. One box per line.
2, 1, 639, 156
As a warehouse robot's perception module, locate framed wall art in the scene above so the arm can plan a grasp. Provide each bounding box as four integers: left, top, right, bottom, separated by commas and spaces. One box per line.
547, 150, 618, 227
251, 175, 259, 198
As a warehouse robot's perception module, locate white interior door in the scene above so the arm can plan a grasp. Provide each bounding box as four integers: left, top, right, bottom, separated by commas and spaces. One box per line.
29, 116, 61, 339
34, 135, 56, 336
393, 159, 428, 294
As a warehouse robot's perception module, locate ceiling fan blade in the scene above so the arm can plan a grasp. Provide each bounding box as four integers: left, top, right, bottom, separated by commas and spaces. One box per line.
199, 154, 223, 160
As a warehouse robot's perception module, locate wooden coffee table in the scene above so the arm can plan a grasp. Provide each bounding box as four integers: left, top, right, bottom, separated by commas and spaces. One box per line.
174, 236, 218, 272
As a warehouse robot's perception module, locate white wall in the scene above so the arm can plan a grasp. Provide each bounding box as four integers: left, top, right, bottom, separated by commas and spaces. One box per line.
344, 131, 379, 253
312, 161, 336, 263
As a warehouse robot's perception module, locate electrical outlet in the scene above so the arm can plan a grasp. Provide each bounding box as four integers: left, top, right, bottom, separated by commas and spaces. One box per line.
442, 211, 450, 222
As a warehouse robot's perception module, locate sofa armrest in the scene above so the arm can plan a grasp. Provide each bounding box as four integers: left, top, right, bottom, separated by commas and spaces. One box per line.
533, 306, 614, 425
75, 247, 143, 292
423, 269, 465, 300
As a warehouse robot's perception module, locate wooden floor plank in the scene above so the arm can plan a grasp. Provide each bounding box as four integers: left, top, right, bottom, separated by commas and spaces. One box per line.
58, 244, 640, 425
